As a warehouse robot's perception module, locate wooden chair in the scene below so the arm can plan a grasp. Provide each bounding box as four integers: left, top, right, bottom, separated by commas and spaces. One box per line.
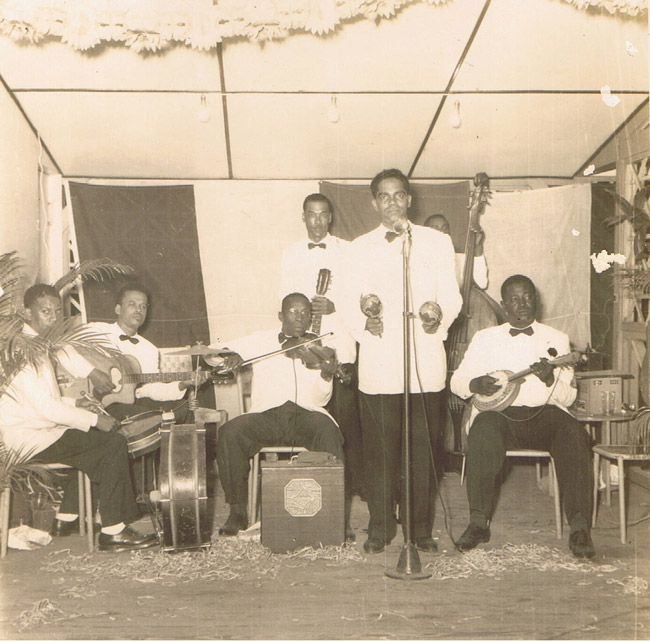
592, 444, 650, 544
461, 449, 563, 538
1, 465, 93, 559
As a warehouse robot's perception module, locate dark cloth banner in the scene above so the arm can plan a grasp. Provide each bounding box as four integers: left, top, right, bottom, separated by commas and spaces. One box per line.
320, 180, 470, 250
590, 183, 616, 368
68, 182, 210, 348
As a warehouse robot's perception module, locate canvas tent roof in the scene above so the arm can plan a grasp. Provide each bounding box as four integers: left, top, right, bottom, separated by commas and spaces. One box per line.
0, 0, 647, 181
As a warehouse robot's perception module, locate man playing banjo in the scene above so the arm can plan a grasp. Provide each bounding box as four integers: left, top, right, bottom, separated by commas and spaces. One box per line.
449, 274, 595, 559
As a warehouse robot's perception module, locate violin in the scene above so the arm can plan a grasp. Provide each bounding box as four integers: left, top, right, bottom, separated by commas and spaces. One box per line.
281, 333, 352, 385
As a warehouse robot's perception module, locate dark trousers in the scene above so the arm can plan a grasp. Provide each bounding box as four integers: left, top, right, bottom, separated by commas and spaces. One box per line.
466, 406, 592, 527
326, 374, 364, 498
359, 391, 442, 543
36, 429, 140, 528
217, 401, 344, 507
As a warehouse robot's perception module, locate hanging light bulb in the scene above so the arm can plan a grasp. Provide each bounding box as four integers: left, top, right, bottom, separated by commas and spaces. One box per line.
198, 94, 211, 123
328, 94, 340, 124
450, 99, 462, 129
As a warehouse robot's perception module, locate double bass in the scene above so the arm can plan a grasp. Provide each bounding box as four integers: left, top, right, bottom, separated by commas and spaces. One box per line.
445, 173, 506, 452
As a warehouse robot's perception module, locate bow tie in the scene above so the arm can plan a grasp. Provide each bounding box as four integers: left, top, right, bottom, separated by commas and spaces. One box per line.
385, 231, 400, 243
119, 334, 139, 344
509, 326, 534, 337
308, 242, 326, 250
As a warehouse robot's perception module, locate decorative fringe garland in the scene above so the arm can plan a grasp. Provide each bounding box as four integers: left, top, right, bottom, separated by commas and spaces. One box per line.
0, 0, 645, 54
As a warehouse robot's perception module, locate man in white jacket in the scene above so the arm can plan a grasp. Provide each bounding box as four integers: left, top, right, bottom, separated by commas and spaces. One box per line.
0, 284, 157, 552
450, 274, 594, 559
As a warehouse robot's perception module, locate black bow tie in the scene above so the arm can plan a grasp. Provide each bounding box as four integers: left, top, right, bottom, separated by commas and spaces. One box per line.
509, 326, 534, 337
385, 231, 401, 243
119, 334, 139, 344
308, 242, 326, 250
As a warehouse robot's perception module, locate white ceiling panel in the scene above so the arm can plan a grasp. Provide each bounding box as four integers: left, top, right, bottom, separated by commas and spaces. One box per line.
16, 92, 229, 177
414, 93, 647, 177
456, 0, 649, 91
0, 39, 222, 91
226, 93, 444, 178
221, 0, 487, 92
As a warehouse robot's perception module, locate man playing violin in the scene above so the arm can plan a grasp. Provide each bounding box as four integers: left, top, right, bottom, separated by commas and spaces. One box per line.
279, 193, 363, 540
211, 293, 344, 537
450, 274, 594, 559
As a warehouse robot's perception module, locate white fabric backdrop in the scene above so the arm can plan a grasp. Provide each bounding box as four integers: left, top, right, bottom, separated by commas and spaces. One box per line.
482, 183, 591, 348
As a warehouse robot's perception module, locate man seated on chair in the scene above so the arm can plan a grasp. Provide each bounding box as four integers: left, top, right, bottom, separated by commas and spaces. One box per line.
211, 292, 345, 536
0, 284, 157, 552
449, 274, 594, 559
84, 282, 210, 421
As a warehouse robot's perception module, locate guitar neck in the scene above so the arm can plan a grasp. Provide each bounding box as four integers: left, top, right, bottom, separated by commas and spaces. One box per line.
311, 314, 323, 335
122, 371, 193, 385
506, 352, 578, 384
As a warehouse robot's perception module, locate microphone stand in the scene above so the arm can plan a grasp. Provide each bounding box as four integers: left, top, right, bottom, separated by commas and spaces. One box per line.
386, 225, 431, 581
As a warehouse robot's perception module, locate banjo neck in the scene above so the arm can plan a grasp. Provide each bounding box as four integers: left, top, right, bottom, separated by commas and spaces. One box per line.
504, 351, 580, 384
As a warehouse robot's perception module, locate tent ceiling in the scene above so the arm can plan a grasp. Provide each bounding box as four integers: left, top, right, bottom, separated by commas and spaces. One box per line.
0, 0, 647, 180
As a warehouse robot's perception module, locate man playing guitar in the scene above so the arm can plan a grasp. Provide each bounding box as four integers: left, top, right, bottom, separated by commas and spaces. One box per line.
450, 274, 595, 559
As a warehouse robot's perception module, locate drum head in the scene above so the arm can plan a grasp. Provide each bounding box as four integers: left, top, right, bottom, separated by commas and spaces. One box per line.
119, 411, 163, 458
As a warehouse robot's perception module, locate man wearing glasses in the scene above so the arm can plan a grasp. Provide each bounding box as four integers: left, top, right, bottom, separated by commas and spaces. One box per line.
343, 169, 461, 554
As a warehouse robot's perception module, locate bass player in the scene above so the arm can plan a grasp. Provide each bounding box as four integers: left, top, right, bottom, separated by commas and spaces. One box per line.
449, 274, 595, 559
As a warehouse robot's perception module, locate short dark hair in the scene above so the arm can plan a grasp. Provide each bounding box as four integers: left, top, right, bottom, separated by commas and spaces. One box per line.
423, 214, 448, 228
23, 284, 59, 309
500, 274, 536, 300
303, 193, 333, 213
281, 292, 310, 314
116, 282, 150, 306
370, 169, 410, 197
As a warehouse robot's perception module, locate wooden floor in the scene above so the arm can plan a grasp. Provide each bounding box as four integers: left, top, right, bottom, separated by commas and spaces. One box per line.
1, 463, 649, 640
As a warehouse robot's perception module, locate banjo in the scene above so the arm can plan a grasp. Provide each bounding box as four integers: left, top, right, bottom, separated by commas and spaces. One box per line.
471, 350, 583, 413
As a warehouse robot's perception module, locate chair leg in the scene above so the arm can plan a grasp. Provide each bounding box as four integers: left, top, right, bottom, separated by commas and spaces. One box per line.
250, 452, 261, 523
592, 452, 600, 529
83, 474, 94, 552
77, 470, 86, 536
1, 487, 10, 559
460, 454, 466, 486
617, 457, 626, 544
549, 459, 562, 538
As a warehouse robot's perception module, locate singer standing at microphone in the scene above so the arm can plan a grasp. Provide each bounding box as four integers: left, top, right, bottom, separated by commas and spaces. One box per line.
343, 169, 462, 554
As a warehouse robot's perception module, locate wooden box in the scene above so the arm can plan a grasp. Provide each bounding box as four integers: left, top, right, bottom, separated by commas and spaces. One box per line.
260, 458, 344, 553
574, 371, 632, 415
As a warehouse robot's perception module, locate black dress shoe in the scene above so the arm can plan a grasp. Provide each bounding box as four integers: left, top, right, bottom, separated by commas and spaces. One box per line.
415, 537, 438, 553
50, 518, 80, 537
51, 518, 101, 537
455, 524, 491, 552
363, 537, 385, 554
98, 526, 159, 553
569, 530, 595, 559
345, 523, 356, 542
218, 512, 248, 537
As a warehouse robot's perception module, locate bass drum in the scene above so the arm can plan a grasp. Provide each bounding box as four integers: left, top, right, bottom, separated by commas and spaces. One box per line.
157, 423, 211, 552
118, 410, 163, 458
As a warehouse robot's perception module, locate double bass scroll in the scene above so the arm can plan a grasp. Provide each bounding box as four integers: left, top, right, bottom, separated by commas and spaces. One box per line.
445, 173, 506, 452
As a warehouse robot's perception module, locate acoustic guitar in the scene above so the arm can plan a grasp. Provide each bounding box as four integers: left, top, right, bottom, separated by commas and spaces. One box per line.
471, 350, 583, 413
59, 353, 223, 407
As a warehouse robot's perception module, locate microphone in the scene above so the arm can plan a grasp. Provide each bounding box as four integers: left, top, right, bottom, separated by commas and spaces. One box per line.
418, 301, 442, 329
393, 218, 410, 236
360, 293, 383, 338
547, 347, 558, 358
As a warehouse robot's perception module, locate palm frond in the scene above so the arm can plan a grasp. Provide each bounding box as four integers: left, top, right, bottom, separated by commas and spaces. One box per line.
629, 408, 650, 449
53, 258, 134, 293
0, 442, 58, 498
602, 189, 650, 228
